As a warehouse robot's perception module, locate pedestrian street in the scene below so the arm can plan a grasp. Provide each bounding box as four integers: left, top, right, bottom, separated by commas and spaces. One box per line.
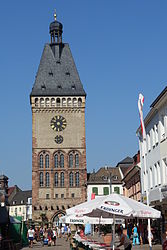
22, 237, 162, 250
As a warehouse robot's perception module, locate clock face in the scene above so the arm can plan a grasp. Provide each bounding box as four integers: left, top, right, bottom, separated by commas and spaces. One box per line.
55, 135, 63, 144
50, 115, 67, 131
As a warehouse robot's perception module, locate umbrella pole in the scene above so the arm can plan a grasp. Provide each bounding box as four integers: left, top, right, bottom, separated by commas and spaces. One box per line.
112, 214, 115, 250
148, 218, 152, 250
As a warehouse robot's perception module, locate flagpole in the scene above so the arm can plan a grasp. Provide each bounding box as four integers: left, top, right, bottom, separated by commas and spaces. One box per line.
138, 93, 152, 250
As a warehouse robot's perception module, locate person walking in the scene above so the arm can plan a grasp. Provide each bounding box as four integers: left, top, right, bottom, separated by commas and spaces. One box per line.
117, 228, 132, 250
67, 226, 71, 241
132, 224, 140, 246
27, 226, 35, 248
52, 227, 57, 246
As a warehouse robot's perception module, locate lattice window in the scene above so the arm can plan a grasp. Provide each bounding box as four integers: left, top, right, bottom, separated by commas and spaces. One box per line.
60, 172, 64, 187
75, 172, 79, 187
69, 172, 73, 187
54, 154, 58, 168
46, 172, 50, 187
69, 154, 73, 168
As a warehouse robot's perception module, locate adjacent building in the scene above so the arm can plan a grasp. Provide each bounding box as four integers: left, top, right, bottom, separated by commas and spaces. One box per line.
9, 190, 32, 221
87, 166, 123, 200
122, 152, 141, 202
137, 86, 167, 235
8, 185, 22, 204
116, 157, 134, 180
0, 175, 9, 207
30, 13, 87, 223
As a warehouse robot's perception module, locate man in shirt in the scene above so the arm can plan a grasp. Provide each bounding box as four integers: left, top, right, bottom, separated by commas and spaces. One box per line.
27, 226, 35, 248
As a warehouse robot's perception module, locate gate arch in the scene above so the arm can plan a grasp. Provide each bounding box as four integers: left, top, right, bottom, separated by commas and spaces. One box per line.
52, 211, 65, 227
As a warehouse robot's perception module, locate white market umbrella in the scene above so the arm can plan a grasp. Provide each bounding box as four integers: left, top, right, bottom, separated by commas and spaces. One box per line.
66, 194, 161, 250
66, 193, 161, 219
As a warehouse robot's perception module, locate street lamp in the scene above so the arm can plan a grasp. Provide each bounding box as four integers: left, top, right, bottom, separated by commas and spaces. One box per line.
108, 172, 112, 194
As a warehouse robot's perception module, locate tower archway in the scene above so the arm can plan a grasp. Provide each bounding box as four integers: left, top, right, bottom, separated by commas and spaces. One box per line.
52, 211, 65, 227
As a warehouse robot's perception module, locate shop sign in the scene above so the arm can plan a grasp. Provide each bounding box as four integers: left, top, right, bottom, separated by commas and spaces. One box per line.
142, 195, 147, 203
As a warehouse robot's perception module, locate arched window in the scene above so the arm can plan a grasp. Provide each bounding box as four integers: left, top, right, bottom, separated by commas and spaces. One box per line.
56, 98, 60, 107
67, 98, 71, 106
46, 172, 50, 187
60, 172, 64, 187
60, 154, 64, 168
73, 98, 77, 107
54, 154, 58, 168
40, 98, 44, 107
69, 154, 73, 168
35, 98, 39, 107
62, 98, 66, 106
39, 172, 44, 187
75, 172, 79, 187
69, 172, 73, 187
39, 154, 44, 168
78, 98, 82, 107
75, 154, 79, 167
45, 154, 49, 168
54, 172, 58, 187
51, 98, 55, 107
45, 98, 50, 107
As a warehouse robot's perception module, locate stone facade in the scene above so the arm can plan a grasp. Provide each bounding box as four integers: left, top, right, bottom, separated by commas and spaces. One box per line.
31, 99, 87, 223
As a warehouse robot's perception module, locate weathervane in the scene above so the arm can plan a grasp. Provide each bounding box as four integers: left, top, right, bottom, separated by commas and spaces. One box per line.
54, 9, 57, 21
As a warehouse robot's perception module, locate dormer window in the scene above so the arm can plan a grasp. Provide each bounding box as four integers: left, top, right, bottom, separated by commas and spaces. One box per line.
41, 84, 46, 90
21, 200, 24, 204
71, 85, 76, 90
102, 176, 108, 181
49, 71, 53, 76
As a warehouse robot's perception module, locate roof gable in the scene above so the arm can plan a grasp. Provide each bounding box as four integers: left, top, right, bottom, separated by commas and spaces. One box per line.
10, 190, 32, 205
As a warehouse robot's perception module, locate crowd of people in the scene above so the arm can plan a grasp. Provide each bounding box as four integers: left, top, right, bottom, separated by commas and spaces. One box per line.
27, 225, 71, 248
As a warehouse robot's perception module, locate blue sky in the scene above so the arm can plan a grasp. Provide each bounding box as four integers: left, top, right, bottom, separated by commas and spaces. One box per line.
0, 1, 167, 189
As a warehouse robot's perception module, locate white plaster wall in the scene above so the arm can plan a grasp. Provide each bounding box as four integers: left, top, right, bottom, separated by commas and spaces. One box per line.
87, 184, 123, 201
139, 99, 167, 203
9, 205, 32, 221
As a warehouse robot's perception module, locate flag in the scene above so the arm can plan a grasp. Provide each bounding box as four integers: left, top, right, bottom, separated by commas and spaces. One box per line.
138, 93, 146, 140
91, 193, 95, 200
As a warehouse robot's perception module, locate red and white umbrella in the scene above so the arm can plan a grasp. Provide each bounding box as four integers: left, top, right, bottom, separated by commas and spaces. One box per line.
66, 194, 161, 250
66, 193, 161, 219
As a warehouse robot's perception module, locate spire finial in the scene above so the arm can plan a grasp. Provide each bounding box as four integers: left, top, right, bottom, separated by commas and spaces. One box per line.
54, 9, 57, 21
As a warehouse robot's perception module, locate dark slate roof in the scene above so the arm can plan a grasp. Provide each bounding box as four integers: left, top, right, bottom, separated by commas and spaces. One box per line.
30, 43, 86, 97
9, 190, 32, 206
122, 165, 141, 181
87, 167, 122, 185
117, 156, 133, 165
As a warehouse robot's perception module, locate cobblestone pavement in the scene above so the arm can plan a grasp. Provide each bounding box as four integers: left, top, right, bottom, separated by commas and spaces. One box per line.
22, 237, 162, 250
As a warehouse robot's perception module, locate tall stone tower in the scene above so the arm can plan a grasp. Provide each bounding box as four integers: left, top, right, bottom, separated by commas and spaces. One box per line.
30, 13, 87, 224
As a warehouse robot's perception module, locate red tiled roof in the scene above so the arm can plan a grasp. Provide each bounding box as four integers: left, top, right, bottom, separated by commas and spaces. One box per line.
8, 186, 15, 196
